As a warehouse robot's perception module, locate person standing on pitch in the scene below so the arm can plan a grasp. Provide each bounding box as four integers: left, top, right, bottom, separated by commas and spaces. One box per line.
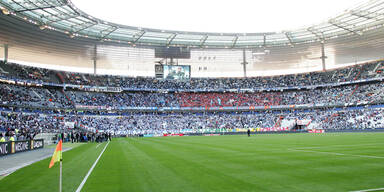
247, 128, 251, 137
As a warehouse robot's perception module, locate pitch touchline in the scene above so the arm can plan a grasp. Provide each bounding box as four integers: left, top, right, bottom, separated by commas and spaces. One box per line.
75, 141, 110, 192
289, 149, 384, 159
349, 187, 384, 192
295, 143, 382, 150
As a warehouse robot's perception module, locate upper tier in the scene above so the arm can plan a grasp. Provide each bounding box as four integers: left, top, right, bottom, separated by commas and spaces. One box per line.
0, 60, 383, 90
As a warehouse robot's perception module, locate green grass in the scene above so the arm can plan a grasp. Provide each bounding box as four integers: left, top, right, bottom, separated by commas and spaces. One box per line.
1, 133, 384, 192
0, 142, 107, 192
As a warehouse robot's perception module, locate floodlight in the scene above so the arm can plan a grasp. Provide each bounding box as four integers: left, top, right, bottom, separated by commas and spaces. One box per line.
1, 7, 10, 15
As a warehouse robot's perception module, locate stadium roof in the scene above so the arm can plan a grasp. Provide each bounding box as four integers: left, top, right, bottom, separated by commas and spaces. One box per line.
72, 0, 362, 34
1, 0, 384, 48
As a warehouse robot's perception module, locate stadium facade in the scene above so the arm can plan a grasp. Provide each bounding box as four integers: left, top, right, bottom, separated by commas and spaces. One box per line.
1, 0, 384, 77
1, 1, 384, 191
0, 0, 383, 136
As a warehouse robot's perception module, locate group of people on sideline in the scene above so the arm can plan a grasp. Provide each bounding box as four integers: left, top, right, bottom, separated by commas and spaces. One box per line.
56, 131, 112, 143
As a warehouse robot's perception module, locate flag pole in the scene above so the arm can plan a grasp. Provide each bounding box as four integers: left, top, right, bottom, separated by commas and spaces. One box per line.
59, 143, 62, 192
59, 160, 62, 192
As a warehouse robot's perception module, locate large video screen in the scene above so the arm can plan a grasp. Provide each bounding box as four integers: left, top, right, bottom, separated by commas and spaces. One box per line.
163, 65, 191, 80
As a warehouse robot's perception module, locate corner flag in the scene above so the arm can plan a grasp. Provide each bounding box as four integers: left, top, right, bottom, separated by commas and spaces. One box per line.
49, 140, 62, 168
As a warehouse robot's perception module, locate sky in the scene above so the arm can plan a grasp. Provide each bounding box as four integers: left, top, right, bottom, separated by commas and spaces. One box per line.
71, 0, 365, 33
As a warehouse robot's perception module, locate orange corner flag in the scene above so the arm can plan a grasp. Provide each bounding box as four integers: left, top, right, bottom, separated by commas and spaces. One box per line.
49, 140, 62, 168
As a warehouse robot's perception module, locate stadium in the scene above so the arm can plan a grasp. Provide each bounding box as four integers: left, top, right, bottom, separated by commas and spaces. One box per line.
0, 0, 384, 191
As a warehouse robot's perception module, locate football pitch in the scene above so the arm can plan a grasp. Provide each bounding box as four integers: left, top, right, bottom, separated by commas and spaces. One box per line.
1, 133, 384, 192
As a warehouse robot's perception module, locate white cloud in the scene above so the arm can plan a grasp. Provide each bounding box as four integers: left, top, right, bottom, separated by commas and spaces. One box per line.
72, 0, 365, 33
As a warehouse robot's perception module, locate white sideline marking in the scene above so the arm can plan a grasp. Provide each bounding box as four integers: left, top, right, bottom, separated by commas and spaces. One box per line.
289, 149, 384, 159
95, 143, 102, 149
75, 141, 110, 192
296, 143, 381, 150
350, 187, 384, 192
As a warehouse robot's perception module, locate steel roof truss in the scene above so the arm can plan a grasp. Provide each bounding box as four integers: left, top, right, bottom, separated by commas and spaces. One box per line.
329, 20, 362, 36
100, 26, 118, 39
14, 0, 66, 12
45, 13, 79, 25
351, 10, 384, 21
132, 30, 146, 44
232, 36, 239, 48
71, 22, 97, 33
200, 35, 208, 47
285, 32, 294, 46
307, 27, 324, 41
166, 33, 177, 46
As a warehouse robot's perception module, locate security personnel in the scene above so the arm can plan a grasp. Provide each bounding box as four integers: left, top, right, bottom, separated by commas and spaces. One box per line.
0, 133, 5, 142
9, 136, 15, 142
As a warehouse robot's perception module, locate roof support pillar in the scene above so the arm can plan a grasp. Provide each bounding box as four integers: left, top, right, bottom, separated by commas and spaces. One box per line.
321, 42, 327, 71
4, 44, 8, 63
263, 34, 266, 48
241, 49, 248, 77
93, 44, 97, 75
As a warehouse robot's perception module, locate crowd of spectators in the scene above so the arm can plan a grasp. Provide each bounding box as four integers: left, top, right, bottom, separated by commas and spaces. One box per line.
66, 81, 384, 108
58, 61, 383, 89
0, 60, 384, 139
1, 108, 384, 140
0, 112, 42, 142
0, 61, 51, 82
0, 81, 383, 109
1, 60, 383, 89
68, 91, 179, 108
0, 83, 72, 108
319, 108, 384, 130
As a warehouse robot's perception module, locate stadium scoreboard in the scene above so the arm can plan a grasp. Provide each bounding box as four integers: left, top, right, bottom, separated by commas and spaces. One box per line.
155, 65, 191, 80
155, 47, 191, 59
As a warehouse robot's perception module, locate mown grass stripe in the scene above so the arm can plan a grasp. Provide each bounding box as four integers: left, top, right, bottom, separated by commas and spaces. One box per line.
76, 141, 109, 192
1, 133, 384, 192
289, 149, 384, 159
